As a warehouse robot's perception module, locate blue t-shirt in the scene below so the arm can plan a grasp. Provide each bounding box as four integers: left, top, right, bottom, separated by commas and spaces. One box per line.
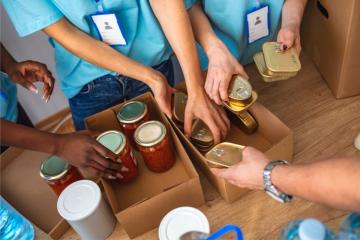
197, 0, 284, 69
2, 0, 196, 98
0, 72, 18, 122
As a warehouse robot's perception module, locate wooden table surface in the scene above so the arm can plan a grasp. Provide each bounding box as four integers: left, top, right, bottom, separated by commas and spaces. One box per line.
58, 53, 360, 240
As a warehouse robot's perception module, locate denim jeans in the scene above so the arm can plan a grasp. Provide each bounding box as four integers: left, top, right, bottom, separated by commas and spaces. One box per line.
69, 59, 174, 130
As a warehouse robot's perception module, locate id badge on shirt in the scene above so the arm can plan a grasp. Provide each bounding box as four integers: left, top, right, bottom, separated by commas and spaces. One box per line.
91, 12, 127, 46
246, 5, 270, 44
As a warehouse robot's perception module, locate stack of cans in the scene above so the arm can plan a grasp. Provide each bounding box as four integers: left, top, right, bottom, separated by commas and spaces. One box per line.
205, 142, 245, 168
172, 91, 187, 131
254, 42, 301, 82
190, 119, 214, 153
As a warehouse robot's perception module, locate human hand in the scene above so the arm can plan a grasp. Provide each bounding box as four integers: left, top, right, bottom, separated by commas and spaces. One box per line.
148, 70, 176, 117
6, 60, 55, 102
205, 42, 249, 105
54, 131, 124, 180
211, 146, 270, 190
184, 88, 230, 144
277, 23, 301, 55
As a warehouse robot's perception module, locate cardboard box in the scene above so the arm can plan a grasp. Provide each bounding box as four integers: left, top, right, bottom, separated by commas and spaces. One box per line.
169, 84, 293, 203
301, 0, 360, 98
0, 148, 70, 239
85, 92, 205, 239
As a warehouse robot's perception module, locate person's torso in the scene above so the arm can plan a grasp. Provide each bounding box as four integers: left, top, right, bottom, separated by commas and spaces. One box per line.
198, 0, 284, 69
0, 72, 18, 122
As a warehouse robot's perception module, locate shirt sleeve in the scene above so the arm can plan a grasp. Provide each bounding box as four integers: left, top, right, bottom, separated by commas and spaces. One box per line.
1, 0, 64, 37
184, 0, 197, 9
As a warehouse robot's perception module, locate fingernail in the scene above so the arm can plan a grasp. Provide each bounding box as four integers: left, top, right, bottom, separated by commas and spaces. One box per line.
108, 175, 117, 180
283, 45, 288, 51
45, 96, 50, 103
30, 86, 38, 94
117, 158, 123, 164
116, 173, 124, 179
121, 166, 129, 172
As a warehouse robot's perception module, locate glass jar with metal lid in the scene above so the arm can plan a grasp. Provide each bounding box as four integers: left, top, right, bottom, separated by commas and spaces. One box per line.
96, 130, 138, 183
117, 101, 150, 147
134, 121, 175, 172
40, 156, 83, 196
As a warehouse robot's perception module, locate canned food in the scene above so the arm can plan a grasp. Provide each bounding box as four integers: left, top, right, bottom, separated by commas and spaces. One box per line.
190, 119, 214, 153
228, 75, 253, 107
40, 155, 83, 196
223, 91, 258, 113
135, 121, 175, 172
117, 101, 149, 147
97, 130, 138, 182
172, 91, 187, 129
205, 142, 245, 168
226, 109, 258, 134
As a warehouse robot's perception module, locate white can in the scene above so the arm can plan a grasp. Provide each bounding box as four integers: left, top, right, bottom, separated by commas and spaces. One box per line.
57, 180, 116, 240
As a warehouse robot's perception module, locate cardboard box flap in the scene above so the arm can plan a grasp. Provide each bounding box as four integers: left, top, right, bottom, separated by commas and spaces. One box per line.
0, 148, 62, 233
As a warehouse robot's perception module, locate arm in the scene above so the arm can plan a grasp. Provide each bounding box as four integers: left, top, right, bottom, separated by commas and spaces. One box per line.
188, 3, 248, 104
43, 18, 173, 116
212, 147, 360, 211
277, 0, 308, 53
1, 43, 54, 101
0, 119, 124, 180
149, 0, 230, 143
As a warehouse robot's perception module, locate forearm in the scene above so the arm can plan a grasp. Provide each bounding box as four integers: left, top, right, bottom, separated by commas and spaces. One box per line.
281, 0, 308, 28
150, 0, 204, 92
0, 43, 17, 74
43, 18, 160, 86
272, 157, 360, 211
1, 119, 59, 155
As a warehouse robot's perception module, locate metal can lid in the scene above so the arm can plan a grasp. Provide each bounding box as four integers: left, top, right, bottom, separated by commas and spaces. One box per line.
57, 180, 101, 221
134, 120, 166, 147
96, 130, 126, 155
117, 101, 147, 124
228, 75, 253, 101
40, 155, 70, 181
172, 92, 187, 124
158, 207, 210, 240
190, 120, 214, 145
205, 142, 245, 168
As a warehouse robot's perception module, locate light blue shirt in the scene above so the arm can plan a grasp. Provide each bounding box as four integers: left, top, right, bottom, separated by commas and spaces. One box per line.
2, 0, 196, 98
0, 72, 18, 122
197, 0, 284, 69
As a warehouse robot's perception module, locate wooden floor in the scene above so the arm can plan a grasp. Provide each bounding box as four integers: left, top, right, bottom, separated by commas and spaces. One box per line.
57, 52, 360, 240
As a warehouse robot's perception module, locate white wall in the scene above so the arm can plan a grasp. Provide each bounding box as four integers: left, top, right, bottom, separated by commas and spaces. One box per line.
0, 6, 68, 124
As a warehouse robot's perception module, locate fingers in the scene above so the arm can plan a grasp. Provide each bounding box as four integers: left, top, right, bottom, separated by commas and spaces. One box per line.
205, 115, 222, 144
277, 29, 296, 51
211, 79, 222, 105
210, 167, 233, 181
218, 74, 231, 102
184, 109, 194, 138
82, 166, 119, 180
217, 107, 231, 131
92, 140, 118, 162
204, 72, 214, 98
87, 160, 123, 180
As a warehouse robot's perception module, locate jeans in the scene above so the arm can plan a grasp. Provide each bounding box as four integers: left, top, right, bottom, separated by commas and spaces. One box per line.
69, 59, 174, 130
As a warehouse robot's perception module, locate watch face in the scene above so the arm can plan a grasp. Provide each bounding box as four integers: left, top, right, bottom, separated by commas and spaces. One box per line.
228, 76, 253, 101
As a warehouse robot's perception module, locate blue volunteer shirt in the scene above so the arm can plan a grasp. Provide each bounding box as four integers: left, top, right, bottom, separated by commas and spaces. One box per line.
2, 0, 196, 98
0, 72, 18, 122
197, 0, 284, 69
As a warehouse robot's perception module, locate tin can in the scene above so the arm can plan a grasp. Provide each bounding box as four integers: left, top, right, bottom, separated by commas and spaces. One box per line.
40, 155, 83, 196
134, 121, 175, 172
117, 101, 149, 147
190, 119, 214, 153
172, 91, 187, 130
205, 142, 245, 168
225, 109, 258, 134
228, 75, 253, 107
97, 130, 138, 183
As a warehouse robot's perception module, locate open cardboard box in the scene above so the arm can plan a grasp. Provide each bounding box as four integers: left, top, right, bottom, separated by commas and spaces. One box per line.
0, 148, 70, 239
170, 83, 294, 203
85, 92, 205, 239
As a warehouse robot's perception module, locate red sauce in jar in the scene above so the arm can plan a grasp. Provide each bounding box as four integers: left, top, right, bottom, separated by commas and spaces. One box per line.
97, 130, 138, 183
117, 101, 149, 147
135, 121, 175, 172
40, 156, 83, 196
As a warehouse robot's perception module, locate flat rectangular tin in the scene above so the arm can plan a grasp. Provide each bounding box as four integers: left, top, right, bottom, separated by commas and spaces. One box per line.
205, 142, 245, 168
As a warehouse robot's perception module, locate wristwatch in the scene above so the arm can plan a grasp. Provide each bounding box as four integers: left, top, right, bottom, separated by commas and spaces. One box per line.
263, 160, 293, 203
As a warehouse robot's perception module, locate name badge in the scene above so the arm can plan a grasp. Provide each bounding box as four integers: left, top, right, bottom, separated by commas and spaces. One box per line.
246, 5, 270, 44
91, 13, 127, 46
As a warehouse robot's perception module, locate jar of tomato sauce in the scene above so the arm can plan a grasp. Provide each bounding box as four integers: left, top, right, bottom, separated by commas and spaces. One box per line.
96, 130, 138, 183
117, 101, 149, 147
134, 121, 175, 173
40, 156, 83, 196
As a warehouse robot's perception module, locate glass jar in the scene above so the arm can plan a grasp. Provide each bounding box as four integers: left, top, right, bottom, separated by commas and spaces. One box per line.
40, 156, 83, 196
97, 130, 138, 183
117, 101, 149, 147
134, 121, 175, 172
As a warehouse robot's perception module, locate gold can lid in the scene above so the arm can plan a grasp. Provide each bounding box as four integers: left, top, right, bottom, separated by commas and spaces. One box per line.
228, 75, 253, 101
205, 142, 245, 168
223, 91, 258, 113
40, 156, 70, 181
262, 42, 301, 73
117, 101, 148, 124
134, 120, 167, 147
96, 130, 126, 155
190, 119, 214, 145
172, 92, 187, 123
